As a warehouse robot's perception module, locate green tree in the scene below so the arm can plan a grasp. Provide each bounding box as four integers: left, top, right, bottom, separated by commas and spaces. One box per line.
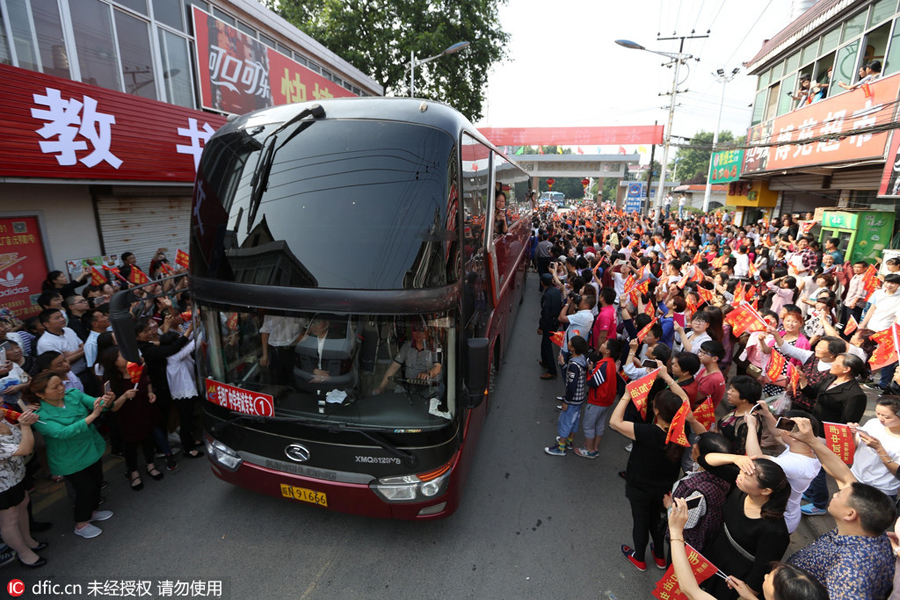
641, 160, 661, 182
269, 0, 510, 121
671, 130, 737, 183
602, 177, 618, 203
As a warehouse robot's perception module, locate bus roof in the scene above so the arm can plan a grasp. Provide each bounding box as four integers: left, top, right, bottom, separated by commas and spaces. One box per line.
216, 97, 502, 156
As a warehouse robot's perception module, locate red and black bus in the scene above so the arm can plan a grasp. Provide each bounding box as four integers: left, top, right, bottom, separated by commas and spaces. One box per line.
118, 98, 531, 519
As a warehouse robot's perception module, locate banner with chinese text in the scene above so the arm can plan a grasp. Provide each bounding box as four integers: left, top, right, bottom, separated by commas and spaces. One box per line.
709, 149, 744, 183
205, 379, 274, 417
0, 217, 49, 318
743, 73, 900, 174
192, 7, 356, 115
823, 422, 855, 465
0, 64, 227, 182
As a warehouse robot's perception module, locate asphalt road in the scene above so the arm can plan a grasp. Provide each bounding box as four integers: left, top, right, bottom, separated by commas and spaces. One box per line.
6, 276, 842, 600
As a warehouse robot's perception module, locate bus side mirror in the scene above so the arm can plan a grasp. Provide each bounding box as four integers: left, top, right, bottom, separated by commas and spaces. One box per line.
109, 289, 141, 363
466, 337, 490, 406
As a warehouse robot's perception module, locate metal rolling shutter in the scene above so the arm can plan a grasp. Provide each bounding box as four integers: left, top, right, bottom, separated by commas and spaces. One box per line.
95, 196, 192, 271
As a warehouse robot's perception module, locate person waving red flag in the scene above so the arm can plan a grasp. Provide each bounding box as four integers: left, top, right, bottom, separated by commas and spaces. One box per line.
127, 267, 150, 285
665, 399, 691, 447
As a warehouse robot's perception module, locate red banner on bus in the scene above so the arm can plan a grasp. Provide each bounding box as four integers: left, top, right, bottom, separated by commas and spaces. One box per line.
206, 379, 275, 417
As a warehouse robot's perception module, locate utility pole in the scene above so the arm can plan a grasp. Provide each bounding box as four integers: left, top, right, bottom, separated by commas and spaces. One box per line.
702, 67, 741, 212
645, 127, 656, 217
653, 33, 708, 214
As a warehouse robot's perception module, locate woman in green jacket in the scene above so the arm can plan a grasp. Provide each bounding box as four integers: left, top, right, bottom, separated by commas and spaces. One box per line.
28, 372, 122, 539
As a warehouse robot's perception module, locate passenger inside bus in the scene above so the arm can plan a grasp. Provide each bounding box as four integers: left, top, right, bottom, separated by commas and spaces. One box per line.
372, 321, 443, 397
493, 191, 509, 237
293, 315, 358, 395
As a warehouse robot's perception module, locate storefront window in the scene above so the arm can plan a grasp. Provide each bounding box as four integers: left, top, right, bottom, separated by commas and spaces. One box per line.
842, 10, 867, 43
115, 0, 147, 16
884, 20, 900, 75
750, 89, 767, 126
0, 4, 9, 64
70, 0, 120, 90
152, 0, 182, 31
800, 39, 819, 65
210, 6, 232, 25
869, 0, 896, 28
115, 9, 155, 99
777, 73, 797, 115
182, 0, 206, 32
862, 22, 891, 65
821, 26, 841, 55
833, 40, 861, 94
5, 0, 38, 72
158, 27, 193, 108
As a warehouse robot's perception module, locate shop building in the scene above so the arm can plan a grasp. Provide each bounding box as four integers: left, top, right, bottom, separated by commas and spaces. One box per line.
0, 0, 381, 316
724, 0, 900, 235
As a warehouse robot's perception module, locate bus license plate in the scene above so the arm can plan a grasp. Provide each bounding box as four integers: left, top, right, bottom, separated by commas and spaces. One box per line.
280, 484, 327, 507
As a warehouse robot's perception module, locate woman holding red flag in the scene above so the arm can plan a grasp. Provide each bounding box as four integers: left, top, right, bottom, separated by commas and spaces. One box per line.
611, 369, 702, 573
98, 348, 162, 491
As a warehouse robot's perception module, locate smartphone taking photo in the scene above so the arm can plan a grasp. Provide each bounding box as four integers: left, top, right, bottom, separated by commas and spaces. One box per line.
685, 495, 702, 510
775, 417, 796, 431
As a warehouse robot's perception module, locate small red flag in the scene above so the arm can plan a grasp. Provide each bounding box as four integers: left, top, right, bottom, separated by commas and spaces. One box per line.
636, 316, 659, 343
550, 330, 565, 348
626, 369, 659, 420
175, 249, 190, 269
766, 349, 786, 382
732, 282, 745, 307
693, 396, 716, 430
788, 363, 801, 396
104, 265, 129, 284
869, 323, 900, 370
666, 399, 691, 446
0, 407, 23, 425
844, 315, 858, 336
823, 422, 856, 465
696, 286, 713, 304
90, 267, 106, 286
126, 361, 144, 384
127, 267, 150, 285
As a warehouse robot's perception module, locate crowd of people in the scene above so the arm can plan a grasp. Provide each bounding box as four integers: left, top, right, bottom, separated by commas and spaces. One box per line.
532, 203, 900, 599
0, 249, 198, 567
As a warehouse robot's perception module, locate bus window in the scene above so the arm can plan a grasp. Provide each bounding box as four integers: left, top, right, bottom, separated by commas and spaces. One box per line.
197, 307, 457, 427
461, 134, 491, 338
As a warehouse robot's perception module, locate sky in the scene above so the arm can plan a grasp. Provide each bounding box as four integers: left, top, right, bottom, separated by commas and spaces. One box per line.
475, 0, 796, 157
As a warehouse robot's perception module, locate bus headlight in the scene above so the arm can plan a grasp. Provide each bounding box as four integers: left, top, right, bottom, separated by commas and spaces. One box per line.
205, 437, 243, 473
369, 461, 452, 502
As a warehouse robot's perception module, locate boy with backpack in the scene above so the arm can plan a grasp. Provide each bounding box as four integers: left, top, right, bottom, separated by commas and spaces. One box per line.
574, 338, 623, 459
545, 336, 590, 456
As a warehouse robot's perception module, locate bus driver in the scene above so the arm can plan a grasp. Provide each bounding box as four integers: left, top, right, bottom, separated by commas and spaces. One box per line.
372, 324, 442, 395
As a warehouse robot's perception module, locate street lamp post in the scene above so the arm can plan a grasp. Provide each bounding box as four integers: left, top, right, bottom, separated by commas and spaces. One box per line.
615, 38, 698, 216
408, 41, 470, 97
702, 67, 741, 212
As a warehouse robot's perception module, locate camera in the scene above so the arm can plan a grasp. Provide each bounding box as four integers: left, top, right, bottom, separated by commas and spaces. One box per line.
571, 293, 583, 304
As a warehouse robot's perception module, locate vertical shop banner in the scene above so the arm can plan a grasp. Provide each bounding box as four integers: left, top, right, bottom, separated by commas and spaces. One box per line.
709, 149, 744, 183
0, 217, 49, 318
879, 130, 900, 197
192, 7, 355, 115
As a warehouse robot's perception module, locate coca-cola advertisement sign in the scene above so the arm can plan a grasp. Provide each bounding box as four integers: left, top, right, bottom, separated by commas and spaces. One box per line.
192, 7, 356, 115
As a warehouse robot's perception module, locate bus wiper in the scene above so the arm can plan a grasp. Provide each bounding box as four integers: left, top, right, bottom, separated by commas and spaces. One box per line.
209, 412, 266, 436
327, 424, 419, 469
246, 103, 325, 233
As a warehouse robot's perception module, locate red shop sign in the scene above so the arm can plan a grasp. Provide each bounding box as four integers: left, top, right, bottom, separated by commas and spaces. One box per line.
0, 217, 50, 319
205, 378, 274, 417
0, 63, 227, 183
743, 72, 900, 174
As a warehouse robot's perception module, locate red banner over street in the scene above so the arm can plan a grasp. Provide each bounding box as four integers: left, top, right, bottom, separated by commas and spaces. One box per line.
478, 126, 664, 147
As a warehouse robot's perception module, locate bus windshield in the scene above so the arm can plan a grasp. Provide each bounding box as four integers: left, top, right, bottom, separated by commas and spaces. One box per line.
196, 305, 457, 429
194, 119, 458, 290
